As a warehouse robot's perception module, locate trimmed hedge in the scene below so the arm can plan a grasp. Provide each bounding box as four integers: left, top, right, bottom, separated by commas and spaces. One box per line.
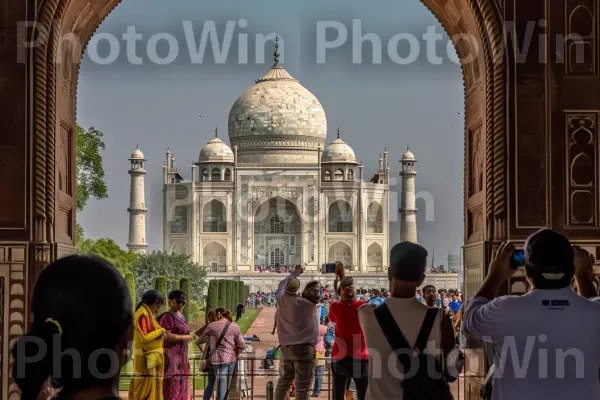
245, 285, 250, 302
218, 280, 227, 310
206, 279, 219, 322
238, 280, 245, 308
180, 277, 191, 322
154, 276, 168, 313
124, 272, 136, 307
226, 280, 235, 312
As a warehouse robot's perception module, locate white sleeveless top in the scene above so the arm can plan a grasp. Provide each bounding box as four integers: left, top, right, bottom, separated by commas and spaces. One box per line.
358, 297, 443, 400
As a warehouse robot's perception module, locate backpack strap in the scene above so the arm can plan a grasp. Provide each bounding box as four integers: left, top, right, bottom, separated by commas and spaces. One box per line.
414, 308, 439, 353
373, 303, 412, 371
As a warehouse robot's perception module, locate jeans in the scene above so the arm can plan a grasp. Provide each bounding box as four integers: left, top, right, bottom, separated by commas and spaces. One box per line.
275, 344, 316, 400
313, 365, 324, 395
203, 362, 236, 400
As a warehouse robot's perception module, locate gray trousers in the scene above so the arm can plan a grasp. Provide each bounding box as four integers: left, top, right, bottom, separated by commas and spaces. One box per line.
275, 344, 316, 400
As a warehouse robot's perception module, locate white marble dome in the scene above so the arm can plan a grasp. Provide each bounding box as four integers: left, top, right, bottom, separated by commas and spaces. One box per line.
322, 136, 356, 163
130, 147, 144, 160
228, 51, 327, 164
199, 133, 234, 163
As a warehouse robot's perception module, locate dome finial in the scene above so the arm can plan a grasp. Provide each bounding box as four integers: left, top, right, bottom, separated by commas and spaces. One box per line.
274, 35, 280, 64
215, 126, 218, 138
136, 143, 139, 149
337, 127, 340, 139
407, 144, 410, 151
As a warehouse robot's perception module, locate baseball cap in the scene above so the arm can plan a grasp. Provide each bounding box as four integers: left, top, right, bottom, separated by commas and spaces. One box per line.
286, 278, 300, 292
525, 229, 574, 280
389, 241, 428, 282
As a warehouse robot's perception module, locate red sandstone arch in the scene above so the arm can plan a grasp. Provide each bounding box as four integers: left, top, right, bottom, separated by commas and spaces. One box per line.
11, 0, 509, 398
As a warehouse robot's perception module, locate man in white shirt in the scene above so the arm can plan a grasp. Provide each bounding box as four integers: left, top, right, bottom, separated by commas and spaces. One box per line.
274, 266, 321, 400
462, 229, 600, 400
358, 242, 459, 400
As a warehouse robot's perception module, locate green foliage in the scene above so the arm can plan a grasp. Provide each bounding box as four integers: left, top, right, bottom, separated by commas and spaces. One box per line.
133, 251, 208, 303
218, 280, 227, 309
172, 280, 180, 290
180, 277, 191, 322
78, 238, 138, 275
76, 125, 108, 213
188, 301, 203, 323
206, 279, 219, 319
154, 276, 168, 313
226, 280, 235, 312
124, 272, 136, 306
238, 281, 245, 308
245, 285, 250, 302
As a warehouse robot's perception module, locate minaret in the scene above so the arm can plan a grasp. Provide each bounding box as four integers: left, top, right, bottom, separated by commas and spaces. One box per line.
127, 145, 148, 254
399, 146, 418, 243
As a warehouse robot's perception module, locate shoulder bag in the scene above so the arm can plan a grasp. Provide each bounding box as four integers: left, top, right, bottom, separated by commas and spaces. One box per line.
200, 321, 231, 373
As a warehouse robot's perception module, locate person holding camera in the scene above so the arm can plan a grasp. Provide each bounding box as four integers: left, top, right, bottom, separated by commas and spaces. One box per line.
462, 228, 600, 399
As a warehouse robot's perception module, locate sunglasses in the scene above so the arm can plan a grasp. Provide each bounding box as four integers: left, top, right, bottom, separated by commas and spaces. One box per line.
175, 299, 186, 305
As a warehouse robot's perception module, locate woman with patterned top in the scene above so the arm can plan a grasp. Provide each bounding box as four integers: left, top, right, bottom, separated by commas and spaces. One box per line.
197, 307, 247, 400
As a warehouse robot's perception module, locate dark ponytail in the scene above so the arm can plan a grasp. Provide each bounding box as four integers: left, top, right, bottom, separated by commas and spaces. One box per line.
12, 255, 133, 399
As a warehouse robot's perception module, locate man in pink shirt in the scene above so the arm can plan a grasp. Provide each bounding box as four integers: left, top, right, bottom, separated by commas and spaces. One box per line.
274, 266, 321, 400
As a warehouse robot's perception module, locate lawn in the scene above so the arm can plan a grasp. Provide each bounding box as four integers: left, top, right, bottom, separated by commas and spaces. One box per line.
119, 308, 262, 391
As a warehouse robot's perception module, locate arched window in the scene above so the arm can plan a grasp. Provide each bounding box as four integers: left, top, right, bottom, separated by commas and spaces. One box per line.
270, 248, 284, 267
347, 169, 355, 181
270, 215, 284, 234
334, 169, 344, 181
224, 168, 231, 181
202, 169, 209, 181
329, 201, 353, 232
367, 202, 384, 233
324, 170, 331, 181
203, 200, 227, 232
171, 206, 187, 233
367, 243, 383, 268
203, 242, 227, 272
328, 242, 352, 268
211, 168, 221, 181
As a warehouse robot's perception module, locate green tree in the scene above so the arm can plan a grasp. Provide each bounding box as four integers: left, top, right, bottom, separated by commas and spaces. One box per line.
155, 276, 168, 313
180, 277, 191, 322
78, 238, 138, 275
125, 272, 136, 307
76, 125, 108, 244
218, 280, 227, 309
206, 279, 219, 318
133, 251, 207, 303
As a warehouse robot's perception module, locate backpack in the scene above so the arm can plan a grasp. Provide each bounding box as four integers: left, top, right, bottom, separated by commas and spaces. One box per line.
374, 304, 453, 400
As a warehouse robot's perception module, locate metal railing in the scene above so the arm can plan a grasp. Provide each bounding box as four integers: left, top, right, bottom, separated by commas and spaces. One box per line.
120, 354, 474, 399
120, 355, 335, 400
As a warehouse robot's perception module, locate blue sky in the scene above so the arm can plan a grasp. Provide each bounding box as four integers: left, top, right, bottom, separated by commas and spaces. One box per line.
77, 0, 465, 265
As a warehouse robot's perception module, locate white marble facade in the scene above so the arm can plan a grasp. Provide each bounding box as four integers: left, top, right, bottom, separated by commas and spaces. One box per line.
162, 44, 390, 275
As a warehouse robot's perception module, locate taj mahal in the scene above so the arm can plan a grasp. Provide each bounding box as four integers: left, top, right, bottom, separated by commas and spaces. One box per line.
126, 41, 458, 292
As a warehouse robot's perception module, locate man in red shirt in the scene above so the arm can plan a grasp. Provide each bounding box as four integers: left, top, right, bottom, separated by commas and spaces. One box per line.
329, 264, 369, 400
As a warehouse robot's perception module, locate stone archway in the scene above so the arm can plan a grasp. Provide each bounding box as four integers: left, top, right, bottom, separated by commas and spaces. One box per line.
5, 0, 595, 398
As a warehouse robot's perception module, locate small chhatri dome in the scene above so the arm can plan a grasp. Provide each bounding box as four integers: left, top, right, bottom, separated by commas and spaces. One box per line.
322, 128, 356, 162
401, 145, 415, 161
199, 127, 234, 163
130, 144, 144, 160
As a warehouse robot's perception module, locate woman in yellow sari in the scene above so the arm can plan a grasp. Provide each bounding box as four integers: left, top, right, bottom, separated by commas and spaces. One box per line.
130, 290, 167, 400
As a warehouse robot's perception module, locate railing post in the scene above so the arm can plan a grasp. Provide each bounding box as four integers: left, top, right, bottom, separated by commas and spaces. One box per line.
266, 381, 274, 400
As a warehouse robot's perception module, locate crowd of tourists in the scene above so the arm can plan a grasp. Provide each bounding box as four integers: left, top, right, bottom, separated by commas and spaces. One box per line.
254, 265, 297, 273
9, 228, 600, 400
